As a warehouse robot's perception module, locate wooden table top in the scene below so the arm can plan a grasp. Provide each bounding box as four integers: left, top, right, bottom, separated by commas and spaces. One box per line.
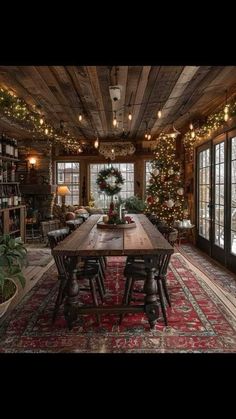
52, 214, 174, 257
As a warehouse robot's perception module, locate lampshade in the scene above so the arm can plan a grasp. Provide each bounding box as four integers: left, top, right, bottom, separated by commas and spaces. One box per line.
57, 185, 71, 196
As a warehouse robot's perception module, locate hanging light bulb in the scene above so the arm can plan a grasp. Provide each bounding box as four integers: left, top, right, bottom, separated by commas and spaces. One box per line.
147, 133, 151, 140
39, 116, 44, 125
191, 130, 195, 138
79, 113, 82, 122
224, 90, 229, 122
94, 137, 99, 149
45, 128, 49, 135
128, 111, 132, 121
113, 111, 117, 127
189, 122, 194, 130
144, 121, 148, 139
157, 110, 162, 119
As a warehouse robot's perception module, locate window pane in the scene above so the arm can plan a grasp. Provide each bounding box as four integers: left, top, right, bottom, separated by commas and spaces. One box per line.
56, 162, 80, 206
231, 231, 236, 255
90, 163, 134, 208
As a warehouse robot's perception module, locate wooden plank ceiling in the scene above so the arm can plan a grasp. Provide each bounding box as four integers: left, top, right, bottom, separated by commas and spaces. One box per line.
1, 66, 236, 146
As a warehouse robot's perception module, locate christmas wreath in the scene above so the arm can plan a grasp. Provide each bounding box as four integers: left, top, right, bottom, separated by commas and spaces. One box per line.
96, 166, 124, 196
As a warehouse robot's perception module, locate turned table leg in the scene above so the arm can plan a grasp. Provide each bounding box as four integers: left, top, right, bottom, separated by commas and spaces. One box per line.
64, 258, 80, 330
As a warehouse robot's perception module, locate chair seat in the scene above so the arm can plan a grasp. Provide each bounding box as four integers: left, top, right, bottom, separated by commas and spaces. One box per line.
77, 264, 100, 278
124, 263, 147, 278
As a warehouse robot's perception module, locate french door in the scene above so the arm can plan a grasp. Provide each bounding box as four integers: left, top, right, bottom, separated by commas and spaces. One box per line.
196, 131, 236, 273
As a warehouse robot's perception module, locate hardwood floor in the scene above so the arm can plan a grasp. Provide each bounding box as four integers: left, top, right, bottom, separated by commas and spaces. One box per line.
0, 245, 54, 323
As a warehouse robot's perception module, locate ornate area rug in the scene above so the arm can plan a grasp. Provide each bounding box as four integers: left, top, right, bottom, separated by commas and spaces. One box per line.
1, 254, 236, 353
26, 248, 53, 267
177, 244, 236, 298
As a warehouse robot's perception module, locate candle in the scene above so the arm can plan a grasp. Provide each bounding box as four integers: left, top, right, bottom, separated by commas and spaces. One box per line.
119, 205, 122, 221
103, 215, 109, 223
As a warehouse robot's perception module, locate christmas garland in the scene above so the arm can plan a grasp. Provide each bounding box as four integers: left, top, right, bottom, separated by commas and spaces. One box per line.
96, 166, 124, 196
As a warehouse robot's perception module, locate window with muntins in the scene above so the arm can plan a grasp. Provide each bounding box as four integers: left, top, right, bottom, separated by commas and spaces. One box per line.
56, 162, 80, 205
90, 163, 134, 208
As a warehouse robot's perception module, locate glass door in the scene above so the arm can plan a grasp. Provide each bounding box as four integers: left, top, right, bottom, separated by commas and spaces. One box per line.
196, 143, 211, 255
228, 135, 236, 272
196, 133, 236, 273
211, 138, 225, 265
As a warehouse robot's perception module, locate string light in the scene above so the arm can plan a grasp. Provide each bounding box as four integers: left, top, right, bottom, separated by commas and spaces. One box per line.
39, 116, 44, 125
113, 111, 117, 127
79, 113, 82, 122
189, 122, 194, 130
224, 90, 229, 122
128, 111, 132, 121
45, 128, 49, 135
94, 137, 99, 149
157, 110, 162, 119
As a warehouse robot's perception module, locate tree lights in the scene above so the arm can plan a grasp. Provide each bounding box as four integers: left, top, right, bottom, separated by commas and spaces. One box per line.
146, 136, 185, 225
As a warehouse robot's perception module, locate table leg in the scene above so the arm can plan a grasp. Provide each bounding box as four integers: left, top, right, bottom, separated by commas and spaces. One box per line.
143, 266, 159, 329
64, 258, 80, 330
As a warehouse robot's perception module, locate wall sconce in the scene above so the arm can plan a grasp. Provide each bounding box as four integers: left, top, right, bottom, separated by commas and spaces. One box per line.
57, 185, 71, 209
29, 157, 37, 169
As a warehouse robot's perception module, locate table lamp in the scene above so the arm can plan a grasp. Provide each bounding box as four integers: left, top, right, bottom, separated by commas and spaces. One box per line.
57, 185, 71, 210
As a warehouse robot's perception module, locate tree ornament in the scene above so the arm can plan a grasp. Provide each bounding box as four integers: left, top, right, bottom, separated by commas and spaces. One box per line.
165, 199, 175, 208
153, 168, 160, 176
147, 196, 154, 205
177, 187, 184, 196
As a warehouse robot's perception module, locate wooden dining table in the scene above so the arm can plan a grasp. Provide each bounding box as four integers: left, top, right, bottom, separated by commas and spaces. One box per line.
52, 214, 174, 330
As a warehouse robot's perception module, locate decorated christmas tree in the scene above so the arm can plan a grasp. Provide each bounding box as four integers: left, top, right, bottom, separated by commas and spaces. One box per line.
146, 136, 185, 225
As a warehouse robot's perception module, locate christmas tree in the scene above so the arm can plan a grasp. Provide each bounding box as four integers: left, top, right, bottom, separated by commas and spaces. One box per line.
146, 136, 185, 225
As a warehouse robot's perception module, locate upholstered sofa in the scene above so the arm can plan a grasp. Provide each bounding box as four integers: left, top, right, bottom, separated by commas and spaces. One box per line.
52, 205, 104, 226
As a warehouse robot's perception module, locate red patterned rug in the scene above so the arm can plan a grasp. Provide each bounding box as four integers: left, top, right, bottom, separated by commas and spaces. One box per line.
1, 254, 236, 353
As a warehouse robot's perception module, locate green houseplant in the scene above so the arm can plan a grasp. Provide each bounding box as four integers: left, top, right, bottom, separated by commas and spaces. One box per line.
124, 196, 147, 213
0, 235, 27, 318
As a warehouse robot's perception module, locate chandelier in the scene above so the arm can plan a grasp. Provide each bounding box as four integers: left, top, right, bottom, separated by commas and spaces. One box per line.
99, 142, 136, 160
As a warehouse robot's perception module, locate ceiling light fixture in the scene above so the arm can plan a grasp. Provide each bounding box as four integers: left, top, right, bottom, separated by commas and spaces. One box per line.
99, 142, 136, 160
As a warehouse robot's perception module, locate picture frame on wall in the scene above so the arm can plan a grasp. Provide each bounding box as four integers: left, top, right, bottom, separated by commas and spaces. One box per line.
16, 160, 29, 183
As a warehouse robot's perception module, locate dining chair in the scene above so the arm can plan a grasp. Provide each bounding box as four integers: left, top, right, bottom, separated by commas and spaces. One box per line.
48, 228, 104, 324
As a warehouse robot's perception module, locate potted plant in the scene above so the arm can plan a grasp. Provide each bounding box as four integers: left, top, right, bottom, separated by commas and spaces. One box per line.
0, 234, 27, 318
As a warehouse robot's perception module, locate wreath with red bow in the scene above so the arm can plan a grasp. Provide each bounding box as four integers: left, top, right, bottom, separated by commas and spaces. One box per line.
96, 166, 124, 196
